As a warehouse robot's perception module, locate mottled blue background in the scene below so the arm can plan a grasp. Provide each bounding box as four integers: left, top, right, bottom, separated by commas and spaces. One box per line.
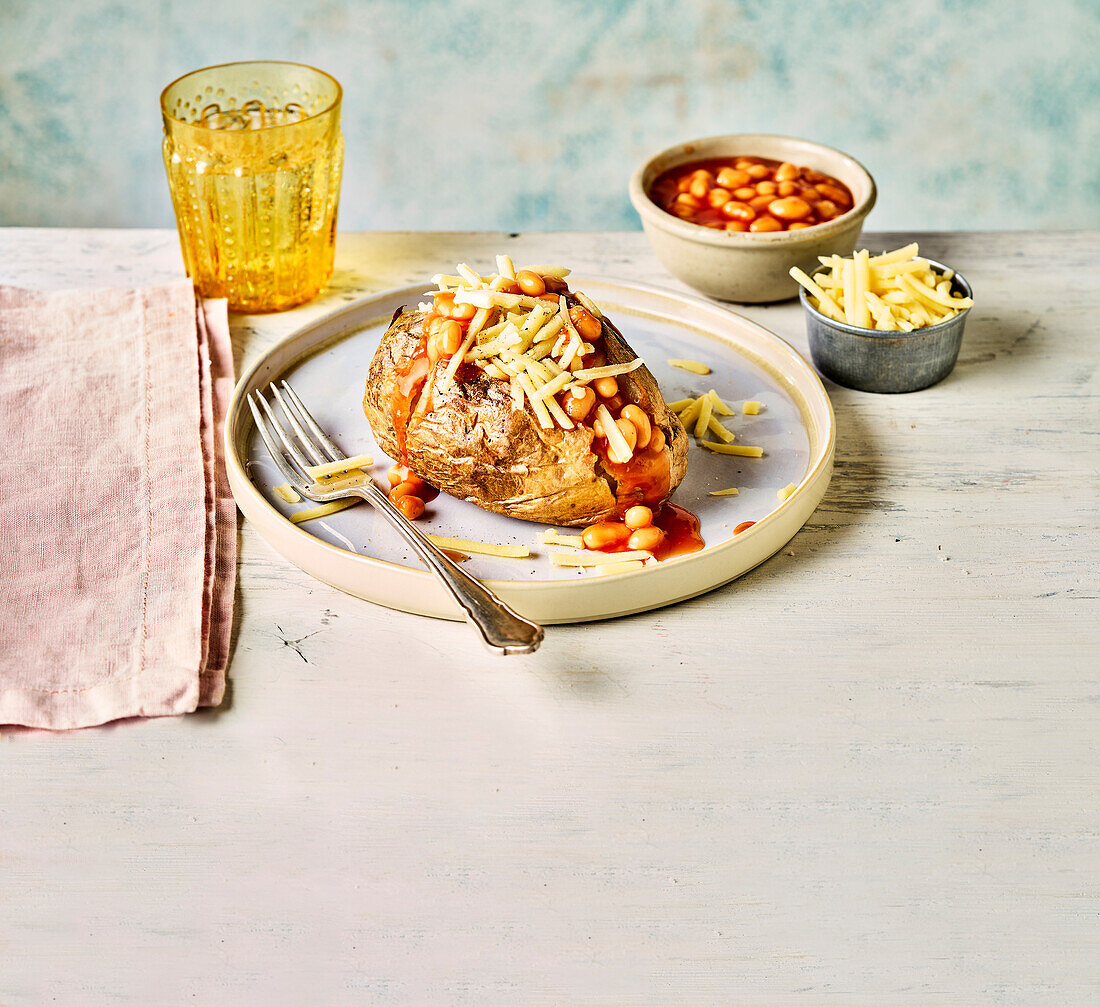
1, 0, 1096, 231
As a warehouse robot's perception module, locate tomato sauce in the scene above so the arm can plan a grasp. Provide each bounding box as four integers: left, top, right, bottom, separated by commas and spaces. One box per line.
390, 341, 431, 464
601, 441, 671, 511
648, 155, 854, 233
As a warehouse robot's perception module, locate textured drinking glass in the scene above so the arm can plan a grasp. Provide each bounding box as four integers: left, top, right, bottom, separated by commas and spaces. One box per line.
161, 61, 343, 313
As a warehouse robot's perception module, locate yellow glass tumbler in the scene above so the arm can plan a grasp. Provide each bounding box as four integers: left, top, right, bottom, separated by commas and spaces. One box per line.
161, 61, 344, 313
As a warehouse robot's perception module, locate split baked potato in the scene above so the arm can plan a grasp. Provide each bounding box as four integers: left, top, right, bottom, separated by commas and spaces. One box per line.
363, 262, 688, 527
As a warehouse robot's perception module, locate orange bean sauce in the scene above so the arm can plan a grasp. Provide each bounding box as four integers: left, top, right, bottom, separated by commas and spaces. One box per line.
582, 503, 703, 561
649, 156, 853, 233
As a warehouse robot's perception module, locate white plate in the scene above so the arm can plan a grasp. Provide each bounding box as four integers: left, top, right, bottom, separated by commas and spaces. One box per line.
225, 276, 835, 623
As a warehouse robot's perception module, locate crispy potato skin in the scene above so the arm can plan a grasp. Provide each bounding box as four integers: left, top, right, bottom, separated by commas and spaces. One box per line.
363, 305, 687, 526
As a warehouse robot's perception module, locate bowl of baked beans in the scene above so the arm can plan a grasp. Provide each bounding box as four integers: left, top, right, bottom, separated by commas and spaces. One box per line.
629, 134, 876, 303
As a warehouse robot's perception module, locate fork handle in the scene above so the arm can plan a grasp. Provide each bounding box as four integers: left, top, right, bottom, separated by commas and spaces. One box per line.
350, 484, 544, 655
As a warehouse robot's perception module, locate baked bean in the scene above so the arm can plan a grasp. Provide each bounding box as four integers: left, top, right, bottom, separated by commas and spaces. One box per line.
689, 175, 712, 199
449, 300, 477, 321
628, 527, 665, 552
708, 187, 732, 208
703, 221, 725, 229
717, 167, 751, 189
675, 192, 702, 209
734, 157, 757, 170
746, 163, 769, 180
787, 222, 813, 230
439, 319, 463, 354
620, 404, 652, 449
624, 505, 653, 529
733, 186, 757, 201
749, 194, 775, 211
816, 182, 851, 206
749, 215, 783, 232
426, 331, 443, 364
584, 349, 607, 369
725, 220, 748, 232
755, 180, 777, 196
775, 162, 799, 182
539, 291, 563, 302
569, 305, 602, 341
389, 479, 421, 501
814, 199, 839, 219
802, 168, 825, 183
394, 494, 425, 520
563, 385, 596, 421
768, 196, 812, 221
677, 176, 692, 193
582, 522, 632, 550
594, 376, 619, 398
777, 180, 797, 197
386, 463, 407, 487
614, 418, 638, 454
602, 394, 625, 414
433, 291, 455, 314
516, 270, 546, 296
721, 200, 756, 222
648, 426, 666, 452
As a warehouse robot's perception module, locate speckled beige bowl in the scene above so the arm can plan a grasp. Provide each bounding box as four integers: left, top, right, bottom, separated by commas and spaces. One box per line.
629, 134, 876, 303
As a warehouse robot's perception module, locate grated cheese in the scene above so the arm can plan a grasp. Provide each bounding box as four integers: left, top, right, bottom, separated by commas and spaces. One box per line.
693, 393, 714, 440
700, 441, 763, 457
707, 390, 736, 416
591, 560, 646, 576
668, 358, 711, 375
537, 529, 585, 548
306, 454, 375, 480
516, 372, 554, 429
425, 534, 530, 558
596, 403, 632, 463
706, 415, 735, 443
289, 499, 360, 523
571, 359, 644, 382
550, 549, 653, 567
574, 291, 603, 319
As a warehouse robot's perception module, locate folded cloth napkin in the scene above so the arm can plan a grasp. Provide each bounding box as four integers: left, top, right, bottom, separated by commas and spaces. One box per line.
0, 280, 236, 729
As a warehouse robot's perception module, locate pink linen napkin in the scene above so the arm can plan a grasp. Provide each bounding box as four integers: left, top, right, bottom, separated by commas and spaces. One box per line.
0, 280, 236, 729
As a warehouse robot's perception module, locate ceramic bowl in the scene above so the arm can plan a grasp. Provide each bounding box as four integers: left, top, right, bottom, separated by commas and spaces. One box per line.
629, 134, 876, 303
799, 258, 973, 393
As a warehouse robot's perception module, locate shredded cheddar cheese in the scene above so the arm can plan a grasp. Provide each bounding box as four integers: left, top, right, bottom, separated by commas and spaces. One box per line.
306, 454, 375, 480
668, 358, 711, 375
424, 535, 530, 558
289, 499, 360, 523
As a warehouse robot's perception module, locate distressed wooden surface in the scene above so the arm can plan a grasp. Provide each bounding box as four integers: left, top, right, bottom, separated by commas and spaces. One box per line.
1, 229, 1097, 1006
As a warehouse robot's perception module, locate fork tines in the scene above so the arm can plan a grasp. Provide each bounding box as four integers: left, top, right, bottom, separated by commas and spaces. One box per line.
248, 381, 349, 496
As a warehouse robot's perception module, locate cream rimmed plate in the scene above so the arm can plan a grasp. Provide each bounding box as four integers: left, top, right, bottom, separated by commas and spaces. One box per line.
225, 276, 835, 624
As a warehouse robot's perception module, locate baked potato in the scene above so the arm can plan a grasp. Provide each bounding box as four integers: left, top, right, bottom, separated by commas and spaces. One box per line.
363, 262, 688, 527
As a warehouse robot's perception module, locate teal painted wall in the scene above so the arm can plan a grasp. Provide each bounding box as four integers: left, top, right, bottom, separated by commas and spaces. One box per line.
1, 0, 1096, 232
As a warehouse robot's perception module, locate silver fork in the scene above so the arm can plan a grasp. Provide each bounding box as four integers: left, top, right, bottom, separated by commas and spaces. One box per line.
248, 381, 544, 655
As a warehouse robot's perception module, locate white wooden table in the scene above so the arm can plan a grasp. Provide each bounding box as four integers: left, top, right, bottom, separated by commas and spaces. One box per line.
2, 229, 1097, 1006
